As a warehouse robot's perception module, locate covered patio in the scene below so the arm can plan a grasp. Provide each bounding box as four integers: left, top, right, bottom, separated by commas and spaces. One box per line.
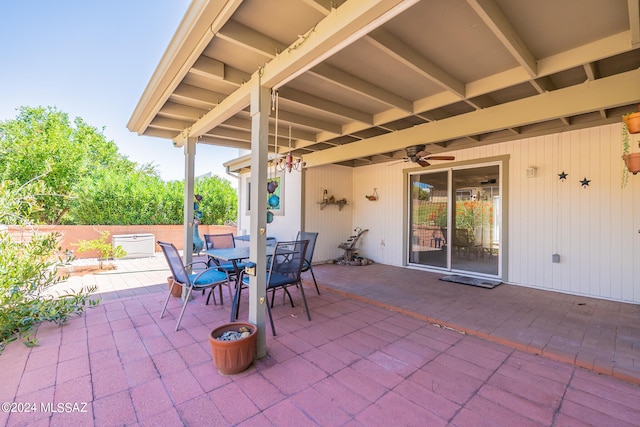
1, 256, 639, 426
127, 0, 640, 356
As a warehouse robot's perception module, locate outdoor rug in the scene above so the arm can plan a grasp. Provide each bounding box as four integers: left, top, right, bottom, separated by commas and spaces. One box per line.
439, 275, 502, 289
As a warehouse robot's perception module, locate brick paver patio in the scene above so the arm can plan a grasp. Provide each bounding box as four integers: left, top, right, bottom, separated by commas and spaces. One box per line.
0, 255, 638, 426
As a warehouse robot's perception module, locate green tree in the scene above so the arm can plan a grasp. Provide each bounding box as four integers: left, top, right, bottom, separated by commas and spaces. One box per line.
0, 106, 135, 224
1, 106, 238, 226
196, 176, 238, 225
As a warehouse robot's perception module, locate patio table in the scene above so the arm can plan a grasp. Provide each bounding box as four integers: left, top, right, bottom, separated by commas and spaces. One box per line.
205, 246, 277, 321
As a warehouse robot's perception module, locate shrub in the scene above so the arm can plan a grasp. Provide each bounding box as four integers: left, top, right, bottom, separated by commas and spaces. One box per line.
0, 230, 99, 351
73, 230, 126, 268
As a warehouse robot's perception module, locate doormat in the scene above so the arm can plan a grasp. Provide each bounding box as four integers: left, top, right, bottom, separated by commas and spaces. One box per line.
439, 275, 502, 289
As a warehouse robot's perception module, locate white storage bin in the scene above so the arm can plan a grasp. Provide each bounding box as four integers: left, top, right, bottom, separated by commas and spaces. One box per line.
112, 234, 155, 259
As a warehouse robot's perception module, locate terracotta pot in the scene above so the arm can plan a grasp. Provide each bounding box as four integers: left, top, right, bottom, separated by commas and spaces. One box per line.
622, 153, 640, 175
623, 112, 640, 134
208, 322, 257, 375
167, 276, 182, 297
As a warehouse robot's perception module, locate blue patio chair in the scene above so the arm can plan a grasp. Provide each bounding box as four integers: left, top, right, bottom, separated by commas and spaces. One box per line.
158, 241, 231, 331
204, 233, 246, 303
236, 240, 311, 336
296, 231, 319, 295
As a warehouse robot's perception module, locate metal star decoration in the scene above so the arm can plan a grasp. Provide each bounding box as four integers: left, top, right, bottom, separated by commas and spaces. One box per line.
580, 177, 591, 188
558, 171, 568, 181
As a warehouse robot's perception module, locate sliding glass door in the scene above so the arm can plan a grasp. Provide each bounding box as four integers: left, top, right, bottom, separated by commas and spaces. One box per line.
409, 164, 501, 277
409, 171, 448, 268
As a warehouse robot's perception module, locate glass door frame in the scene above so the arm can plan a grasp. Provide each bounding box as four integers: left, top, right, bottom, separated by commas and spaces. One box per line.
404, 156, 507, 280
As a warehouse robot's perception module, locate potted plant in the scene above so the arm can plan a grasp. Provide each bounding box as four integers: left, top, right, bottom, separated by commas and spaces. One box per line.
621, 109, 640, 187
623, 109, 640, 134
208, 322, 257, 375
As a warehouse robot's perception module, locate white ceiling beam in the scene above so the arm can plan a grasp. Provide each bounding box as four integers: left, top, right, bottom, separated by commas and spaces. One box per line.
466, 0, 537, 77
303, 68, 640, 166
190, 56, 225, 80
311, 63, 413, 111
276, 109, 342, 134
260, 0, 421, 89
158, 101, 207, 121
366, 28, 466, 98
277, 87, 373, 124
629, 0, 640, 45
217, 20, 286, 58
172, 84, 227, 108
199, 135, 252, 150
207, 127, 251, 142
181, 0, 419, 142
148, 117, 187, 131
302, 0, 334, 15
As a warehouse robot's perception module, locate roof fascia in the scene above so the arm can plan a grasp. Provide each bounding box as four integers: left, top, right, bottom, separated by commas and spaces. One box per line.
127, 0, 242, 134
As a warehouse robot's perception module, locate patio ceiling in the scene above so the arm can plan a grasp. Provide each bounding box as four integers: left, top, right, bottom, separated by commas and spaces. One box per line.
128, 0, 640, 170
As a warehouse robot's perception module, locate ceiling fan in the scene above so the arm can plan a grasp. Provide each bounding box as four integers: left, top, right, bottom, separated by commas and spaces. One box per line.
390, 145, 455, 167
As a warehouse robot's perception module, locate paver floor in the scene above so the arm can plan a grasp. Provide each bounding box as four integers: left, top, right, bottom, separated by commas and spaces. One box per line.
1, 255, 638, 426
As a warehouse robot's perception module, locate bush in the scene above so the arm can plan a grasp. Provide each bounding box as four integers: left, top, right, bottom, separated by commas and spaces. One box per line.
74, 230, 126, 268
0, 230, 99, 351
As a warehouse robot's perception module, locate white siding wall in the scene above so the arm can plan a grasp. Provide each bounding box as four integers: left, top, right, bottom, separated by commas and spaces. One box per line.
236, 171, 302, 242
238, 123, 639, 303
345, 123, 639, 304
303, 165, 354, 263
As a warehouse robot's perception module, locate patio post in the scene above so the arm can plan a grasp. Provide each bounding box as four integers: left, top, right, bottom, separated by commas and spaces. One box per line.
249, 80, 269, 357
183, 137, 196, 271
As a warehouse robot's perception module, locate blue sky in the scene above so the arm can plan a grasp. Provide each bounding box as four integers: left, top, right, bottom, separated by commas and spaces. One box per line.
0, 1, 238, 183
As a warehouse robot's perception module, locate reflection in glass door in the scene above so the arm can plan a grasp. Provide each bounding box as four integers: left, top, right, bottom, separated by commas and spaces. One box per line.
409, 171, 448, 268
409, 165, 500, 277
451, 166, 499, 275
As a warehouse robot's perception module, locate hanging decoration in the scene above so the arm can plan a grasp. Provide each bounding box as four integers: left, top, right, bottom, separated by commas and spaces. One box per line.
193, 194, 204, 252
558, 171, 568, 181
580, 177, 591, 188
365, 188, 378, 201
271, 91, 305, 173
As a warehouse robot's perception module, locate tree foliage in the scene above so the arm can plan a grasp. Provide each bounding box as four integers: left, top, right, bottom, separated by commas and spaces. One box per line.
0, 106, 238, 225
0, 106, 134, 224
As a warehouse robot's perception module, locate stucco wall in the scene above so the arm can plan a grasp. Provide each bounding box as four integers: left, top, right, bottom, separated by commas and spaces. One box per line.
6, 225, 237, 258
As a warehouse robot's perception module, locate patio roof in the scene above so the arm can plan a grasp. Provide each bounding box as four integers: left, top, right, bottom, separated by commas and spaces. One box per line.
128, 0, 640, 169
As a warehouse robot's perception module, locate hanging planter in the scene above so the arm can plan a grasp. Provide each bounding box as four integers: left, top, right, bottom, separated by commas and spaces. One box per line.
622, 152, 640, 175
365, 188, 378, 201
623, 111, 640, 134
621, 108, 640, 187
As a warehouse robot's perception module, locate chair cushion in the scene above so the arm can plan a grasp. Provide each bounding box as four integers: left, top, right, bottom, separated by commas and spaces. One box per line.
190, 269, 227, 287
217, 262, 247, 273
241, 272, 294, 288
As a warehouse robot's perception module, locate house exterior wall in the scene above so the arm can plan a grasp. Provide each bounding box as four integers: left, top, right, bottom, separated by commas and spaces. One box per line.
236, 171, 302, 242
303, 164, 355, 263
345, 123, 639, 304
234, 123, 638, 304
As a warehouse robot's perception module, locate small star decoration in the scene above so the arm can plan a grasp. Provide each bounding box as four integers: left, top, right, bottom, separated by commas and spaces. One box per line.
580, 177, 591, 188
558, 171, 568, 181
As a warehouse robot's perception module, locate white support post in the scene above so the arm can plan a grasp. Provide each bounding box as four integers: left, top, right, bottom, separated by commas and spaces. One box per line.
249, 81, 269, 358
183, 138, 196, 269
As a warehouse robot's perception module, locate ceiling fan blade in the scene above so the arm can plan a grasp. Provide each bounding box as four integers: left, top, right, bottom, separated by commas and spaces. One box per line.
417, 159, 430, 167
387, 158, 410, 166
424, 155, 455, 161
